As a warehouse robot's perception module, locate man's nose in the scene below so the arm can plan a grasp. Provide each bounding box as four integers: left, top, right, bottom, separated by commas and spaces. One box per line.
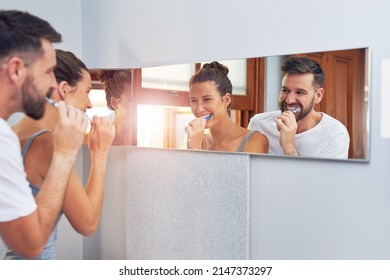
285, 92, 297, 104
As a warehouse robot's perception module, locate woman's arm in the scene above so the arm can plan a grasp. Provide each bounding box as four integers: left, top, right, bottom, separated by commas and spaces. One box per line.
62, 116, 115, 236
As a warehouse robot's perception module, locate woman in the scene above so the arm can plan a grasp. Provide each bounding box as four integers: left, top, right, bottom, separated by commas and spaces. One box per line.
185, 61, 268, 153
6, 49, 115, 259
99, 70, 133, 146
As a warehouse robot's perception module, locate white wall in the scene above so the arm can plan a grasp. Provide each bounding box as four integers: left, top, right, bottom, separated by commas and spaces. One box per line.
81, 0, 382, 68
0, 0, 82, 56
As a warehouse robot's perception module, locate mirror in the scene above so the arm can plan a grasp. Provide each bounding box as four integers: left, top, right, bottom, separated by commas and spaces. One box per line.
87, 47, 370, 161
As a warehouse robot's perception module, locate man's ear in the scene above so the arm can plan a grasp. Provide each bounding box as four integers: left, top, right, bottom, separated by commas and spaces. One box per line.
314, 88, 324, 104
223, 93, 232, 108
58, 81, 69, 100
6, 57, 26, 85
110, 96, 119, 110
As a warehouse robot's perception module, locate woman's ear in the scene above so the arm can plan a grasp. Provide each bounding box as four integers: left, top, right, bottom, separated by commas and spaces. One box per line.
58, 81, 69, 100
110, 96, 119, 110
223, 93, 232, 108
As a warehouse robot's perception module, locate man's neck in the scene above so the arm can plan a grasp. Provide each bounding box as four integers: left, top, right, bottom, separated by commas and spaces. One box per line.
296, 111, 323, 134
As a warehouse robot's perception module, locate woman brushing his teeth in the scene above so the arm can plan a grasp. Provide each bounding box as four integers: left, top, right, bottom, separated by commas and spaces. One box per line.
185, 61, 268, 154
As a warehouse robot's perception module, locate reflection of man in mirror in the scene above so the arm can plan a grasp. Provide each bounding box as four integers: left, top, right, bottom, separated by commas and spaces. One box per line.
248, 56, 350, 159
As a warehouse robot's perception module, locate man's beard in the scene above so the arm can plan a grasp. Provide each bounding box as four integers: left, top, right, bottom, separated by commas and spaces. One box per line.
280, 96, 315, 122
21, 76, 52, 120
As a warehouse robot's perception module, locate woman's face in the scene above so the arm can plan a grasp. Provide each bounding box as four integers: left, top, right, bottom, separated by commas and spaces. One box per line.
64, 69, 92, 112
189, 81, 229, 125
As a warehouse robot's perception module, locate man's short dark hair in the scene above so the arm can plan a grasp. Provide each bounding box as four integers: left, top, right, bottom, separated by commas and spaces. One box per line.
281, 56, 324, 88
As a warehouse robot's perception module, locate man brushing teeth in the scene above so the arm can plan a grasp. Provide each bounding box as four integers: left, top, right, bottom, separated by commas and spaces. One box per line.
248, 56, 350, 159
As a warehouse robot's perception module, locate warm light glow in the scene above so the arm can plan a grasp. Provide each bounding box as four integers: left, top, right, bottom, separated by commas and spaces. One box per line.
86, 90, 194, 148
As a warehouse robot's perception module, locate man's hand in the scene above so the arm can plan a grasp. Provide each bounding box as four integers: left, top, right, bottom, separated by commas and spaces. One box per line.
275, 111, 299, 156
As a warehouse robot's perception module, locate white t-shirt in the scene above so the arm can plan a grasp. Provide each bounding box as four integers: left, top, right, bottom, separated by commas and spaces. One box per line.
248, 110, 350, 159
0, 118, 37, 222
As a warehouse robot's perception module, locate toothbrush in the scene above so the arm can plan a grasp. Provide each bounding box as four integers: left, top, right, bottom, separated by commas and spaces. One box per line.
45, 97, 92, 123
287, 107, 301, 114
45, 97, 89, 117
273, 107, 301, 127
203, 114, 212, 121
45, 97, 58, 107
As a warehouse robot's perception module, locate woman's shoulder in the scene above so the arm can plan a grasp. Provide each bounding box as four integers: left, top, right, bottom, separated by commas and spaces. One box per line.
242, 130, 269, 154
247, 130, 268, 144
24, 130, 54, 156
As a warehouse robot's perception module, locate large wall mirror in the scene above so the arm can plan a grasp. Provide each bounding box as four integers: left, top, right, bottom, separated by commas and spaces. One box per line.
88, 47, 370, 161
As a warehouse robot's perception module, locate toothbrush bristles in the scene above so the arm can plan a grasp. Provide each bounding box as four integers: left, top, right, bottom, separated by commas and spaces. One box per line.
45, 97, 58, 107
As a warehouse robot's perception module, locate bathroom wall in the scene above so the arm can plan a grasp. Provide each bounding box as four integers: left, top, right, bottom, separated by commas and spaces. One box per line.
0, 0, 82, 56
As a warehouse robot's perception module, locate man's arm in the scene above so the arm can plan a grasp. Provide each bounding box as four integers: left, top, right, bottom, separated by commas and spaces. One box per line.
0, 102, 87, 258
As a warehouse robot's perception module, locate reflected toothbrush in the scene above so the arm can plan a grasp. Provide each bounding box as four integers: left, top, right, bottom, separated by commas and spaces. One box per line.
272, 107, 301, 127
287, 107, 301, 114
203, 114, 212, 121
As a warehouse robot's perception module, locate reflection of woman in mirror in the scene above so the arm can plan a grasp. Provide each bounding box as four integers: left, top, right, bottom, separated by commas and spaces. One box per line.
99, 70, 133, 146
185, 61, 269, 153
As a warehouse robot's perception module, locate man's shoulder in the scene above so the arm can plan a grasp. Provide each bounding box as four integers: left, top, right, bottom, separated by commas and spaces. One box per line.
321, 113, 349, 132
251, 110, 280, 121
248, 110, 280, 132
0, 118, 11, 133
0, 118, 20, 145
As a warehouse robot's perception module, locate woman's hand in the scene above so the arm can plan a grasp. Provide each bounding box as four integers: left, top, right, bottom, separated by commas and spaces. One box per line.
87, 116, 115, 155
185, 117, 207, 149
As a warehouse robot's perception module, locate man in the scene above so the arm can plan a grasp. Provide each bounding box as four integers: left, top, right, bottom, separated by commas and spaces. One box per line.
3, 50, 115, 260
248, 56, 349, 159
0, 10, 87, 258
